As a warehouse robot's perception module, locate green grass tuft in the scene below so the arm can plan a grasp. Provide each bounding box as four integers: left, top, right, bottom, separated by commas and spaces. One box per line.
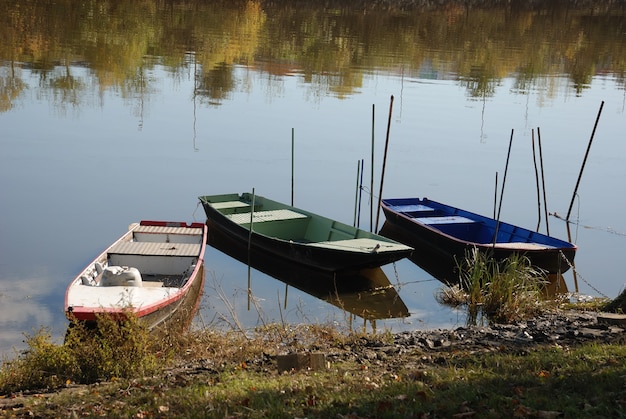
436, 248, 550, 325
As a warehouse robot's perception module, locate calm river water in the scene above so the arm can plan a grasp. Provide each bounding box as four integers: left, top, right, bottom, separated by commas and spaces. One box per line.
1, 0, 625, 356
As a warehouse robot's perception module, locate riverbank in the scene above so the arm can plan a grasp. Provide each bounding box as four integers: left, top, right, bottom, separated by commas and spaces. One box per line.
2, 308, 625, 417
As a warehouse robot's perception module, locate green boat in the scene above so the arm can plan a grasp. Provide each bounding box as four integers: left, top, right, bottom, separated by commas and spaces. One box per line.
198, 192, 413, 272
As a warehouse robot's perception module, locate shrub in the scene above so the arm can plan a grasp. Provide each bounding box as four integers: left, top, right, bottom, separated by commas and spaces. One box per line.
1, 311, 162, 394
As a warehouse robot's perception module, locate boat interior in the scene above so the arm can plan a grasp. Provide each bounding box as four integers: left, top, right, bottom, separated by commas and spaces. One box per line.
386, 201, 550, 245
213, 198, 393, 245
79, 224, 202, 288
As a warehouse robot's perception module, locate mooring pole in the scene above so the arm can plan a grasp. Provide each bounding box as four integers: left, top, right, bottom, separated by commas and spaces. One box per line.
564, 101, 604, 293
566, 101, 604, 222
537, 127, 550, 235
531, 129, 542, 232
357, 159, 364, 228
370, 104, 375, 232
248, 188, 256, 311
354, 160, 360, 227
493, 129, 514, 245
375, 95, 394, 233
493, 172, 498, 219
291, 128, 295, 206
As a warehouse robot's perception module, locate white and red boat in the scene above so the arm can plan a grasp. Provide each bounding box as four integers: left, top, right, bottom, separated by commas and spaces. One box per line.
65, 220, 207, 331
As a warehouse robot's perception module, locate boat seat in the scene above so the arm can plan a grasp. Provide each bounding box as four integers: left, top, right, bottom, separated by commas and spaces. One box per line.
227, 209, 309, 225
414, 215, 475, 225
109, 241, 202, 257
388, 204, 435, 213
211, 201, 251, 210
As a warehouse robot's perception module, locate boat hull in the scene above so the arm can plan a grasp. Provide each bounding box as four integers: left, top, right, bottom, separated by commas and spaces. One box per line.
199, 193, 412, 272
380, 197, 577, 279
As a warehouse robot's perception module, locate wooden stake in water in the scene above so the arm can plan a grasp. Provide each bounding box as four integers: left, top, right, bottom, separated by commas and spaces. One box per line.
531, 129, 542, 232
370, 104, 375, 232
354, 160, 361, 227
291, 128, 295, 206
493, 172, 498, 219
565, 100, 604, 293
375, 95, 394, 233
356, 159, 364, 228
537, 127, 550, 235
493, 129, 514, 245
248, 188, 256, 311
566, 101, 604, 221
287, 128, 295, 307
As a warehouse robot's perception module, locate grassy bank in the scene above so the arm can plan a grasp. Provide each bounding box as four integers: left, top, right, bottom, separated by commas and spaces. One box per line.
2, 322, 626, 418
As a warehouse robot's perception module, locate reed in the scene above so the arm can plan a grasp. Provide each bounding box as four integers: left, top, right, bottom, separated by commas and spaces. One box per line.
437, 248, 549, 325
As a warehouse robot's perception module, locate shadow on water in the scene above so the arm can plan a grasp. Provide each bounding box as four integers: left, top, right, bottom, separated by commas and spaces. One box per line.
379, 222, 460, 286
206, 224, 409, 321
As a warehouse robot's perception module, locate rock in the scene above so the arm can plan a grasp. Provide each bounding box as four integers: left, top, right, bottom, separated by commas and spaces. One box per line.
597, 312, 626, 327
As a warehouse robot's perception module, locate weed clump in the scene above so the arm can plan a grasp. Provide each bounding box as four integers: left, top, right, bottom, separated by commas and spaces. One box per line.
436, 249, 549, 325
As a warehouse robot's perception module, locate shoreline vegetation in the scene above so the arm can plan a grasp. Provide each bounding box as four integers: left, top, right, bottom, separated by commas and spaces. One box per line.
2, 253, 626, 417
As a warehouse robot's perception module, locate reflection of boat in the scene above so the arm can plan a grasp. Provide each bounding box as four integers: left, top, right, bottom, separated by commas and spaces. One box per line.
198, 192, 412, 273
380, 197, 577, 276
206, 219, 409, 320
65, 221, 207, 331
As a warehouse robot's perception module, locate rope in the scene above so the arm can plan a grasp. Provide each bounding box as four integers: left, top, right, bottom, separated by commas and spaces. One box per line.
559, 250, 608, 299
551, 212, 626, 237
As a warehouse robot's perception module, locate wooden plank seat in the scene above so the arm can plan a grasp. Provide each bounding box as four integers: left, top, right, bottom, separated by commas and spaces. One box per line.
134, 224, 204, 236
109, 241, 202, 257
227, 209, 309, 225
414, 215, 475, 225
211, 201, 251, 210
389, 204, 435, 213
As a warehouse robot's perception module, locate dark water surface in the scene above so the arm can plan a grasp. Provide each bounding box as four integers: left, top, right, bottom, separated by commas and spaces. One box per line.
1, 0, 625, 356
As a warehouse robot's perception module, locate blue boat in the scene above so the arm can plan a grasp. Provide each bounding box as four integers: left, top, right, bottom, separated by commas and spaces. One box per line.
380, 197, 577, 277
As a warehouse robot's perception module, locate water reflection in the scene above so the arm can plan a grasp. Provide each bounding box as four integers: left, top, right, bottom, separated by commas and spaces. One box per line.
206, 223, 409, 321
1, 0, 624, 112
0, 272, 66, 356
